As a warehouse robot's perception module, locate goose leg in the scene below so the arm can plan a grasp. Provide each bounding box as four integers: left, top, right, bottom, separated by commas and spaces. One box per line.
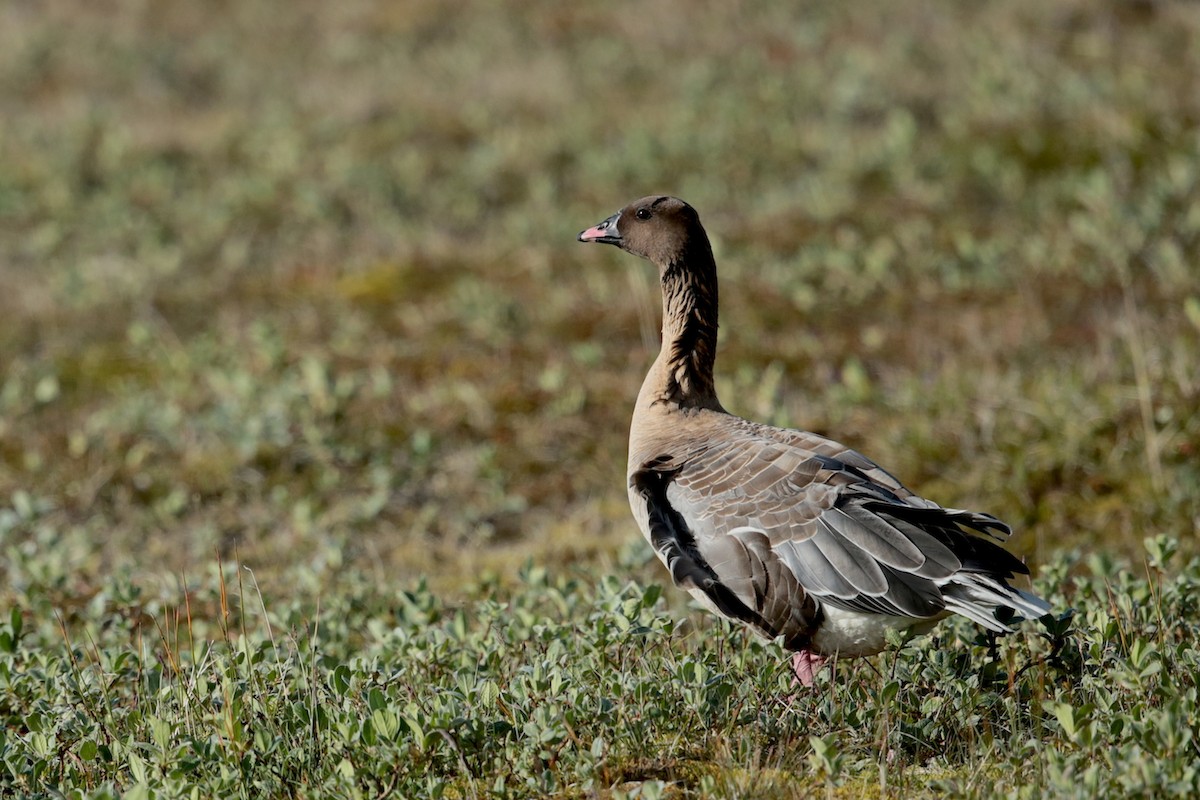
791, 649, 828, 687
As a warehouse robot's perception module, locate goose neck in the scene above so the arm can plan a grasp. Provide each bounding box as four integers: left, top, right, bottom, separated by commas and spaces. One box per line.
654, 243, 721, 409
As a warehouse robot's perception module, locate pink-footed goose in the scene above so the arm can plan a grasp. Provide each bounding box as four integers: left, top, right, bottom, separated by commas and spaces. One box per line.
578, 196, 1050, 685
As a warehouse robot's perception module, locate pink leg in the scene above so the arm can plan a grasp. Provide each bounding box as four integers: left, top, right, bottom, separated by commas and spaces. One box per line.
791, 649, 828, 687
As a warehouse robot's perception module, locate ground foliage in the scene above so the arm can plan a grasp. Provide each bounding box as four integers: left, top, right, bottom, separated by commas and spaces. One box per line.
2, 538, 1199, 798
2, 0, 1200, 796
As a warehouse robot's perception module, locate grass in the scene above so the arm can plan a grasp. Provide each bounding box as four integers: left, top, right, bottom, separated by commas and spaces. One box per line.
2, 0, 1199, 795
2, 538, 1199, 798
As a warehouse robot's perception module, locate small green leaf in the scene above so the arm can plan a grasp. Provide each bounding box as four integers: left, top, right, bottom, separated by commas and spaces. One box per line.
1052, 702, 1077, 738
128, 752, 148, 784
359, 717, 377, 746
401, 714, 423, 745
331, 664, 351, 696
124, 784, 152, 800
372, 709, 401, 741
478, 679, 500, 707
591, 736, 606, 759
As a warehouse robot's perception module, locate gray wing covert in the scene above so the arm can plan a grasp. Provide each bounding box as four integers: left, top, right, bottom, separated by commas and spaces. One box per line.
667, 434, 1026, 620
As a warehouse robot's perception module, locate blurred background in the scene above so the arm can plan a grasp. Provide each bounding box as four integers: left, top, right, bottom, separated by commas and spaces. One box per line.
2, 0, 1198, 602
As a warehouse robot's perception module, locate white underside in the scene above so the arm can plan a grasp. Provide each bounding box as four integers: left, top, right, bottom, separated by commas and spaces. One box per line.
811, 604, 945, 657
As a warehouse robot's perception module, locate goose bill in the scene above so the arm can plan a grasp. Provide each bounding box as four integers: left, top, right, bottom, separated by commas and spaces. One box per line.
577, 212, 623, 244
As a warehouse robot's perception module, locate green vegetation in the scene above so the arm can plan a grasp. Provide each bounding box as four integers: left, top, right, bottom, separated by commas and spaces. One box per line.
3, 537, 1199, 798
2, 0, 1198, 796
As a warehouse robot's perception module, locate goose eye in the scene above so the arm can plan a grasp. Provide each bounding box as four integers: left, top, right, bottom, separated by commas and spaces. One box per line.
635, 208, 652, 220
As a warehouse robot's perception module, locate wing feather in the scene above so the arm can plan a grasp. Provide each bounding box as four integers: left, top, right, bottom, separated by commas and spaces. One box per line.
662, 419, 1033, 625
822, 505, 927, 570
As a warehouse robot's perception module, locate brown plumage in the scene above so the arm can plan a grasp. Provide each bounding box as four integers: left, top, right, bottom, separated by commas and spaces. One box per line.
578, 196, 1050, 684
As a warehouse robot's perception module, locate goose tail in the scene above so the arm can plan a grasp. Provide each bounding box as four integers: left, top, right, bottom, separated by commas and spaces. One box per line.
941, 574, 1051, 632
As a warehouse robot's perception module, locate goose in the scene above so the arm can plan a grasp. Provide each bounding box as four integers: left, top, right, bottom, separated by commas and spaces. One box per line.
577, 195, 1050, 684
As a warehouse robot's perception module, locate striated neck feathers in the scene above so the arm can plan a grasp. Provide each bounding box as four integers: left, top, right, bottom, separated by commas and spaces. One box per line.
654, 231, 722, 410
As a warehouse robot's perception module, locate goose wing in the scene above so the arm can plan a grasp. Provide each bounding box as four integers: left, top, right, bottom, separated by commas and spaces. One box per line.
636, 427, 1029, 625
